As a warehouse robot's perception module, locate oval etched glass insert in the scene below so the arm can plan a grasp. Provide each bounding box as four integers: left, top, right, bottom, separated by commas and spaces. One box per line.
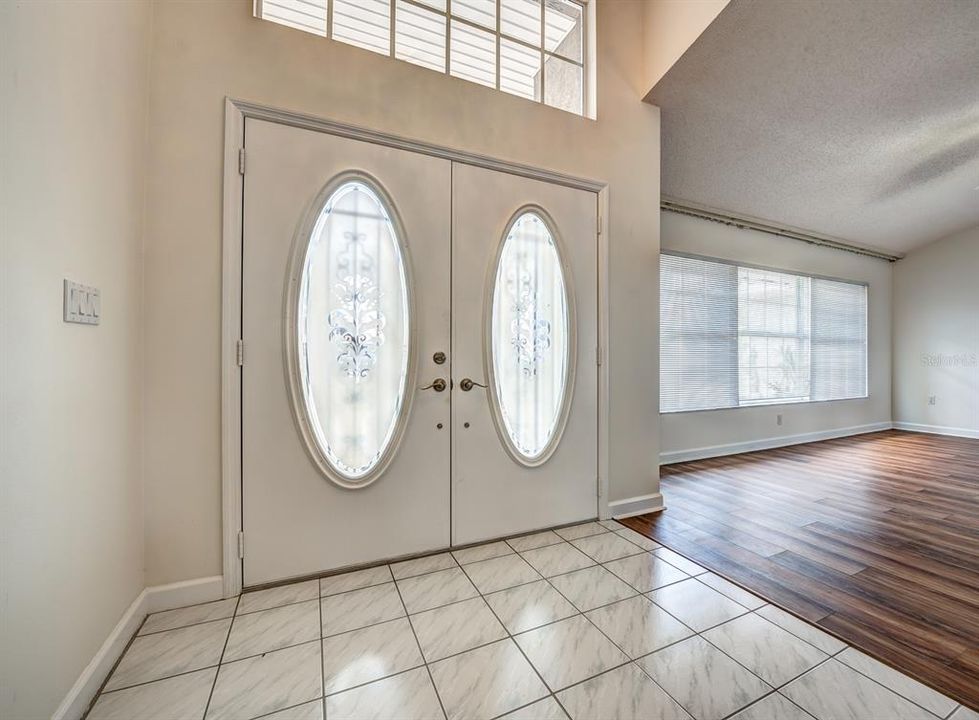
297, 180, 410, 483
491, 211, 571, 463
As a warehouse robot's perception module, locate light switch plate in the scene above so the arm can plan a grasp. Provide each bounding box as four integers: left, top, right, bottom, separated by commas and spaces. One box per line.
64, 279, 100, 325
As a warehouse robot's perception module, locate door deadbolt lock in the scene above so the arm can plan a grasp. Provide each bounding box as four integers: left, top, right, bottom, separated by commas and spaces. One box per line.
433, 351, 446, 365
421, 378, 447, 392
460, 378, 488, 392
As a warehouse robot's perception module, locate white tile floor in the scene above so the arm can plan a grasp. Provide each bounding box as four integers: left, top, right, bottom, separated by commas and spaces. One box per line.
88, 522, 971, 720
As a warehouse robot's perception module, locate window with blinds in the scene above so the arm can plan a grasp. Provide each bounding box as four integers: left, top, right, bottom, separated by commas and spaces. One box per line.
660, 253, 868, 413
255, 0, 588, 116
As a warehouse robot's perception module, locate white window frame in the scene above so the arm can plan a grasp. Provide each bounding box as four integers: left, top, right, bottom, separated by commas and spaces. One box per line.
254, 0, 594, 118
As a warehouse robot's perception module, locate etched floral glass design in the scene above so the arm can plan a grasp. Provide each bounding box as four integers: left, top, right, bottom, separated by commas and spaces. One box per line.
491, 211, 570, 462
298, 181, 410, 482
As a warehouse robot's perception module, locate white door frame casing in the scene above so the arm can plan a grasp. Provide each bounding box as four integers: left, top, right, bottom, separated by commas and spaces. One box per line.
220, 98, 612, 598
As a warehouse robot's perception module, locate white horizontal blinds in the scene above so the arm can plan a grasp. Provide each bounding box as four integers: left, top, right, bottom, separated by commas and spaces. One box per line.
737, 267, 811, 405
450, 19, 497, 88
332, 0, 391, 54
660, 253, 869, 413
258, 0, 328, 36
660, 255, 739, 413
811, 279, 868, 401
396, 1, 446, 72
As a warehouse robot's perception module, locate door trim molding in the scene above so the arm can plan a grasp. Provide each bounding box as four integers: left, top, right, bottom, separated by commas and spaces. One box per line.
221, 98, 611, 597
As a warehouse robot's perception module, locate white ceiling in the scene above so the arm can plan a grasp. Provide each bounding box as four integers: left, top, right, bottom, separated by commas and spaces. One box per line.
651, 0, 979, 255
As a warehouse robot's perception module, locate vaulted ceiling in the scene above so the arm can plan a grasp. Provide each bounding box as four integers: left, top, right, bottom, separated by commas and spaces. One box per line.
650, 0, 979, 254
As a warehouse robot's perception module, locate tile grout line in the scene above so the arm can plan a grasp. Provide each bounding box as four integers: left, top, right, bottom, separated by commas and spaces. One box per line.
318, 577, 326, 719
201, 593, 241, 720
391, 560, 451, 720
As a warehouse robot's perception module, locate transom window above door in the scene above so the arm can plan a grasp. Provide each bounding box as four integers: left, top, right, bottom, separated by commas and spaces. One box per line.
254, 0, 590, 116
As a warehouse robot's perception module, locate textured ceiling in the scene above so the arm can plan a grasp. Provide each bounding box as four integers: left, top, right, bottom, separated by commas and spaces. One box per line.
651, 0, 979, 254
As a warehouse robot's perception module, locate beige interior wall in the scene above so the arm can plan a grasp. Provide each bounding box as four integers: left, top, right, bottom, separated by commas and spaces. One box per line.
893, 224, 979, 435
641, 0, 729, 99
143, 0, 662, 585
0, 2, 151, 718
659, 212, 893, 459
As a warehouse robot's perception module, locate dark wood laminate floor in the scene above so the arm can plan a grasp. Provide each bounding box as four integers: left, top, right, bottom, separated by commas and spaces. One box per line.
622, 430, 979, 711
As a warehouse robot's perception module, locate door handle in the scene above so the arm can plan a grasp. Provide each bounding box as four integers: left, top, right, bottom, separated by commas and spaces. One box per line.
420, 378, 447, 392
459, 378, 488, 392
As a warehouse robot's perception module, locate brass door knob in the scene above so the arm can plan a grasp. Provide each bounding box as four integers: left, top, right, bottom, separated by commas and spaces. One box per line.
460, 378, 488, 392
433, 351, 447, 365
421, 378, 447, 392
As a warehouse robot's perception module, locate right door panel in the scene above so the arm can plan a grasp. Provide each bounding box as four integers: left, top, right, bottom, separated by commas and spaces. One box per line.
452, 163, 599, 545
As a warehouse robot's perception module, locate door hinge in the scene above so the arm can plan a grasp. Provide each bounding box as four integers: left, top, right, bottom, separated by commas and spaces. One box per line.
597, 212, 602, 236
597, 480, 602, 498
237, 531, 245, 559
596, 344, 603, 367
236, 338, 244, 366
238, 148, 246, 176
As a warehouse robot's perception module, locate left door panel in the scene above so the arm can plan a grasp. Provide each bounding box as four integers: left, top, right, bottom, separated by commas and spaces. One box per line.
242, 119, 451, 586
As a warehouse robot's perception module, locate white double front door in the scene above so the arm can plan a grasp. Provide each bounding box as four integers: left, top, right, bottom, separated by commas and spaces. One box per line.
241, 119, 599, 586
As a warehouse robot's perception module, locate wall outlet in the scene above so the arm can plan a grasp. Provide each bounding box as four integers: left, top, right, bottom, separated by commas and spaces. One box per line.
64, 279, 100, 325
928, 395, 936, 406
776, 414, 783, 426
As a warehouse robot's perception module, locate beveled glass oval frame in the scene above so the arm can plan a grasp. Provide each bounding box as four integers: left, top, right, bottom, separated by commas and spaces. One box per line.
283, 171, 418, 489
483, 205, 577, 468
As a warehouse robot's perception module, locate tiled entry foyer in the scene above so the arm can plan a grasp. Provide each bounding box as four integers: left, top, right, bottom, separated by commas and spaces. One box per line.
89, 522, 972, 720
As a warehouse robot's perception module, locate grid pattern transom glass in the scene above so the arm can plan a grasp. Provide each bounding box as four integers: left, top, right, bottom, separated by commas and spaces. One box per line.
296, 180, 411, 483
490, 211, 571, 463
255, 0, 588, 116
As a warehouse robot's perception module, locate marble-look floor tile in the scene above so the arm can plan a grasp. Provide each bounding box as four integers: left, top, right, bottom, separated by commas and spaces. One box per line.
206, 640, 322, 720
507, 530, 564, 552
781, 659, 936, 720
452, 541, 514, 565
326, 667, 443, 720
520, 543, 595, 578
430, 639, 549, 720
950, 707, 979, 720
106, 619, 230, 691
703, 613, 827, 687
500, 696, 569, 720
261, 700, 324, 720
570, 532, 645, 564
321, 582, 405, 636
554, 522, 608, 541
836, 647, 957, 718
410, 597, 506, 662
639, 636, 771, 720
754, 605, 846, 656
391, 552, 457, 579
653, 547, 708, 576
598, 520, 623, 531
648, 578, 749, 632
462, 554, 540, 594
604, 552, 689, 593
224, 599, 320, 662
321, 617, 424, 695
696, 573, 766, 611
238, 580, 319, 615
484, 580, 578, 634
320, 565, 392, 597
140, 598, 238, 636
586, 595, 693, 658
557, 663, 692, 720
397, 567, 478, 614
515, 615, 629, 691
547, 565, 637, 612
613, 527, 661, 552
88, 668, 216, 720
729, 693, 816, 720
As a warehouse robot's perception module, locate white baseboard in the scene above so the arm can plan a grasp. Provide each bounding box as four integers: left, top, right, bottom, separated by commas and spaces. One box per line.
145, 575, 225, 614
609, 492, 665, 519
893, 422, 979, 440
52, 575, 225, 720
660, 422, 894, 465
